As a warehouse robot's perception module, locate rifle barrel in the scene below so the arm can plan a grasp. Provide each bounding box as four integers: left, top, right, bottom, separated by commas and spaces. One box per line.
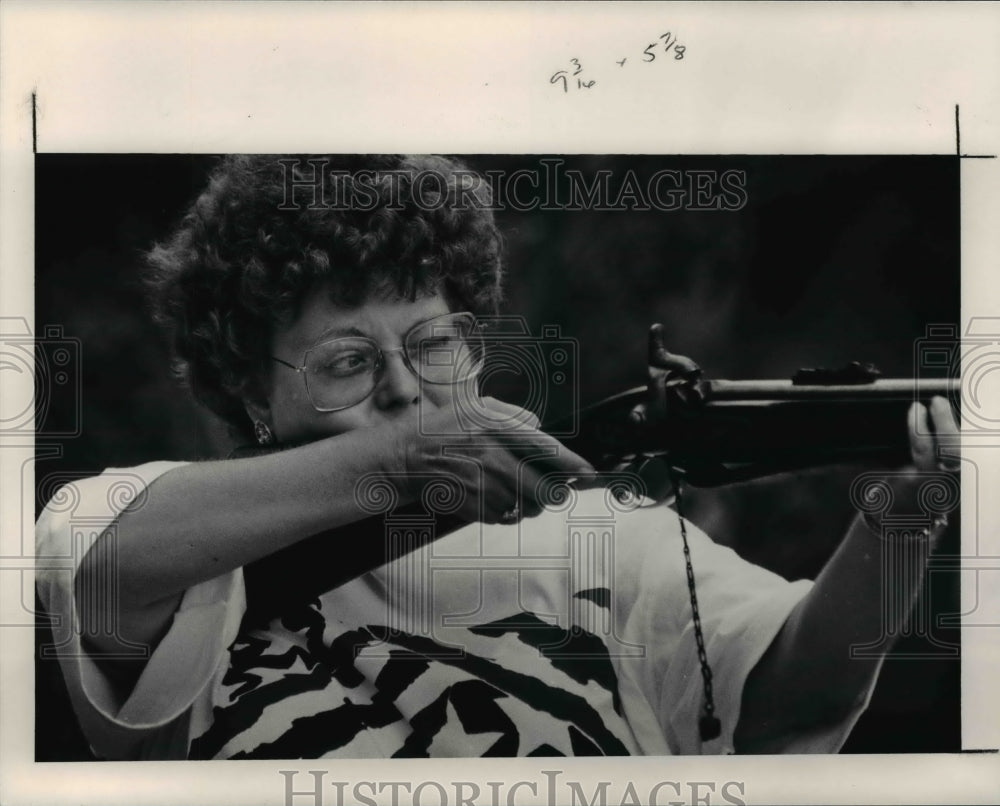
706, 378, 958, 401
551, 376, 961, 485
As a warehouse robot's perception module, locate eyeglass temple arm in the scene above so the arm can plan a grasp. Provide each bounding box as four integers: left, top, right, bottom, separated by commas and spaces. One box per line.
270, 355, 303, 372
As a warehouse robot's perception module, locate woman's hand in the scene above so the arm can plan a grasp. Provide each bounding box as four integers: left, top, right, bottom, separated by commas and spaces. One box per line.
880, 396, 961, 528
383, 396, 596, 524
908, 396, 961, 472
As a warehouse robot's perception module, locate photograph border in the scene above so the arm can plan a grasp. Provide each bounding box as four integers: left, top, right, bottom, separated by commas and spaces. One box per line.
2, 2, 998, 805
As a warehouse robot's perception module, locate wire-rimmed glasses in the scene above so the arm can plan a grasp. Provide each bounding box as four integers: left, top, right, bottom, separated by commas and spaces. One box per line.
270, 312, 485, 412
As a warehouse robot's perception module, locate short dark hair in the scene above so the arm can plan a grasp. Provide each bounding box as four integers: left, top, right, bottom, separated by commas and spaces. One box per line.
145, 154, 504, 438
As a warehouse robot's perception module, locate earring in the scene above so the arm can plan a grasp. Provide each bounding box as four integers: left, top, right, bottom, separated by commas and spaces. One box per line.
254, 420, 275, 446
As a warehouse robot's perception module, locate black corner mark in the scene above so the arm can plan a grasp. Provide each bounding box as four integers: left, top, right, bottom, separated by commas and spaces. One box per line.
955, 103, 997, 159
955, 103, 960, 157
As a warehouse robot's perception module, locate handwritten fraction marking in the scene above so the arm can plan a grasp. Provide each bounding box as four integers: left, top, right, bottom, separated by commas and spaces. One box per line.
550, 31, 686, 93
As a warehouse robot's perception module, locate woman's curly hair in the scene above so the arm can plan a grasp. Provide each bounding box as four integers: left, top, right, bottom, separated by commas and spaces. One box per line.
145, 154, 504, 439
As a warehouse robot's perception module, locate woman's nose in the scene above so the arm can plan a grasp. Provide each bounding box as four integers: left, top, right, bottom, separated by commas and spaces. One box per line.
373, 349, 420, 409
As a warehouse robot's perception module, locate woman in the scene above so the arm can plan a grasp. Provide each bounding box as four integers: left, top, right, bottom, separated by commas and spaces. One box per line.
36, 154, 959, 759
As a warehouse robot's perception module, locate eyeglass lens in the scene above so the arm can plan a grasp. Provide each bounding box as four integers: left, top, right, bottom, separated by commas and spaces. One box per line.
302, 313, 484, 411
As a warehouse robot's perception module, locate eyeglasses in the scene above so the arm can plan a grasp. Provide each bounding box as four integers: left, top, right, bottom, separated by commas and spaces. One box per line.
270, 312, 486, 412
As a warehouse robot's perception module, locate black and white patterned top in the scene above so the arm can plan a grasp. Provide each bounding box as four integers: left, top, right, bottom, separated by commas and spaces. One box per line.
37, 462, 872, 760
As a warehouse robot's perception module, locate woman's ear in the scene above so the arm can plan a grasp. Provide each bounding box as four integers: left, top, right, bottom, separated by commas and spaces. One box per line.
243, 391, 277, 446
243, 396, 271, 428
242, 378, 273, 430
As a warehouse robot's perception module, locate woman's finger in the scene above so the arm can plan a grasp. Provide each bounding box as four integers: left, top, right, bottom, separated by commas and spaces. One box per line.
454, 462, 512, 523
479, 481, 522, 524
928, 396, 961, 471
511, 463, 548, 516
928, 396, 960, 435
907, 402, 935, 472
476, 449, 574, 523
477, 396, 542, 431
492, 428, 595, 475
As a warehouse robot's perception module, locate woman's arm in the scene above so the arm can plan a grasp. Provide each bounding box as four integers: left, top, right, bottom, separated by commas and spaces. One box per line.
734, 397, 959, 752
76, 397, 593, 657
77, 426, 400, 657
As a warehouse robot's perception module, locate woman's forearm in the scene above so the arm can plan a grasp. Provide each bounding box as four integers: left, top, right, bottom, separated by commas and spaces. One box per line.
735, 401, 957, 752
76, 426, 407, 651
735, 513, 942, 752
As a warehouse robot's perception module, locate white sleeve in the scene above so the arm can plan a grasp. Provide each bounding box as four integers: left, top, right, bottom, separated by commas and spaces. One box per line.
615, 507, 880, 755
35, 461, 247, 760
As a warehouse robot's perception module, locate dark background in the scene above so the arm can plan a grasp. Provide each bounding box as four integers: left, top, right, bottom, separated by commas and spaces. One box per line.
35, 154, 961, 759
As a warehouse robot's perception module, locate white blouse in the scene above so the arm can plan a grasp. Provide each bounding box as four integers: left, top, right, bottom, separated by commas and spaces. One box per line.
36, 461, 879, 759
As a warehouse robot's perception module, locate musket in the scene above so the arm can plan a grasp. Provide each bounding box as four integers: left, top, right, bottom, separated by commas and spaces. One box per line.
548, 354, 960, 486
238, 354, 960, 624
